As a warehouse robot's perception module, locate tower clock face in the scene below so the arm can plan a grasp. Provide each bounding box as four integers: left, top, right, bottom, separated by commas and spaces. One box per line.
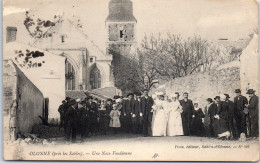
108, 23, 135, 42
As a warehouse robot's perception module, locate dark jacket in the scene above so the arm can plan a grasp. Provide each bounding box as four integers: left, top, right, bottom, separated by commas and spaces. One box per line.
180, 99, 194, 114
234, 95, 248, 111
217, 101, 229, 120
248, 95, 259, 118
58, 104, 66, 117
226, 100, 234, 117
123, 98, 134, 115
140, 96, 154, 116
65, 105, 78, 124
208, 103, 218, 119
89, 102, 98, 119
132, 99, 141, 116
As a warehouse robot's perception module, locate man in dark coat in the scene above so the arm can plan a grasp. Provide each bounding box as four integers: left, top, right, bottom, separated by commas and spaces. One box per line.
132, 92, 141, 134
77, 100, 88, 139
58, 100, 67, 129
214, 95, 230, 138
205, 98, 218, 137
225, 94, 237, 139
64, 99, 78, 142
180, 92, 194, 136
234, 89, 248, 136
123, 93, 134, 133
140, 89, 154, 137
88, 97, 99, 136
246, 89, 259, 138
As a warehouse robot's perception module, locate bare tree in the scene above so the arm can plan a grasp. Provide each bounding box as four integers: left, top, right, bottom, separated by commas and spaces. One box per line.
139, 34, 220, 79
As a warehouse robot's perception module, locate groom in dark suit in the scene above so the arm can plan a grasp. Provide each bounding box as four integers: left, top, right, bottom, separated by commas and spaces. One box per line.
140, 89, 154, 137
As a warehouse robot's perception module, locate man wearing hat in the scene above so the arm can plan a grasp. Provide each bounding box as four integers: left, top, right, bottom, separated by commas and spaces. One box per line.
88, 96, 99, 136
234, 89, 248, 137
106, 98, 113, 111
140, 89, 154, 137
64, 99, 78, 142
179, 92, 194, 136
132, 92, 141, 134
123, 93, 134, 133
205, 98, 217, 137
224, 94, 237, 139
246, 89, 258, 138
58, 100, 67, 129
77, 99, 88, 140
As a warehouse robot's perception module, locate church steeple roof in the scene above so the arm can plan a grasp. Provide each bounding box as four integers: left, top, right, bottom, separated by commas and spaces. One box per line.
106, 0, 137, 22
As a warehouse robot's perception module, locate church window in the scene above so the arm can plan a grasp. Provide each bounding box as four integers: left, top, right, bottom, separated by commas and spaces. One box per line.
65, 60, 76, 90
90, 65, 101, 89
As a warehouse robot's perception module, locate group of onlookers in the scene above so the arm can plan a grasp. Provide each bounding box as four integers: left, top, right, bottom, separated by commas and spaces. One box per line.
58, 88, 258, 142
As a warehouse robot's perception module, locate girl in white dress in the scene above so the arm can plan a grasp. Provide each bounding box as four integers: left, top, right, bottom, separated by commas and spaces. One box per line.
152, 92, 168, 136
166, 94, 184, 136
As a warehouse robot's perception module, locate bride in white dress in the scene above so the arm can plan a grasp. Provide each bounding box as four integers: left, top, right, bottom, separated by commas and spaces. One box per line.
151, 92, 168, 136
166, 94, 184, 136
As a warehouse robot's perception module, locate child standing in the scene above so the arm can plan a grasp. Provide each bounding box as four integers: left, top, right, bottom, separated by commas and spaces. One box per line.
109, 104, 121, 134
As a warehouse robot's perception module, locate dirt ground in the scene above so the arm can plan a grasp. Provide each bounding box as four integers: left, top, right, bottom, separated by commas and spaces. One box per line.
4, 134, 259, 161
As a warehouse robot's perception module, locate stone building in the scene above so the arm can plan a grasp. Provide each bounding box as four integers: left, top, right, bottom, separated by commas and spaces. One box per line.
106, 0, 137, 56
3, 0, 137, 122
3, 59, 45, 141
33, 15, 115, 92
4, 42, 65, 121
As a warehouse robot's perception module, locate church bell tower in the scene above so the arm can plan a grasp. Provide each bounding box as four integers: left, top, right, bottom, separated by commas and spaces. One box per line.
106, 0, 137, 55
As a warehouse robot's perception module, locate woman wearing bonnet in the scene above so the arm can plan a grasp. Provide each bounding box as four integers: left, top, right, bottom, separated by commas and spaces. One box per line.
151, 92, 168, 136
166, 93, 184, 136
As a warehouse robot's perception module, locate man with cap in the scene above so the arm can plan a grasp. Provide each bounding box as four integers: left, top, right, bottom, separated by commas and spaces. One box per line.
140, 89, 154, 137
179, 92, 194, 136
246, 89, 258, 138
234, 89, 248, 137
123, 93, 134, 133
224, 94, 237, 139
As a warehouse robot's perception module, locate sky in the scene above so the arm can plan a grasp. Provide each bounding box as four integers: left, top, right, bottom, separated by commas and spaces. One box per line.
3, 0, 258, 50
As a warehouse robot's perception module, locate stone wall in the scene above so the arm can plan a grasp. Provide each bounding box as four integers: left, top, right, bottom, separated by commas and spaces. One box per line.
240, 34, 258, 93
151, 61, 241, 109
3, 60, 44, 140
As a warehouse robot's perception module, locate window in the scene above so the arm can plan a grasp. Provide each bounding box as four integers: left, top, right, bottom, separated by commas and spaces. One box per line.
90, 57, 94, 63
6, 27, 17, 43
61, 35, 66, 43
65, 60, 75, 90
120, 30, 124, 38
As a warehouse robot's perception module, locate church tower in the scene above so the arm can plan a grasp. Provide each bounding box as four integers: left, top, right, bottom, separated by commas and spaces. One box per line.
106, 0, 137, 55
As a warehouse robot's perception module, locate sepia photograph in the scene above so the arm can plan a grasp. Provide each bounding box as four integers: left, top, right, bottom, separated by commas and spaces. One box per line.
2, 0, 259, 161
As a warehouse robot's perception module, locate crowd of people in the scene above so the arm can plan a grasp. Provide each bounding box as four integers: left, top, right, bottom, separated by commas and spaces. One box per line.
58, 88, 258, 142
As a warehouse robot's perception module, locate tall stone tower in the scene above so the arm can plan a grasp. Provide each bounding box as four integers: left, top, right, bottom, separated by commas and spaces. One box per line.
106, 0, 137, 55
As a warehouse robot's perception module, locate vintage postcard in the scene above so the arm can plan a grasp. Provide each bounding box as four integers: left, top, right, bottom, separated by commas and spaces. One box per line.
2, 0, 259, 161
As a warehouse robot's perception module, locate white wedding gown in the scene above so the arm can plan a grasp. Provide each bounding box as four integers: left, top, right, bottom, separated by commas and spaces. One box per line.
152, 100, 168, 136
166, 100, 184, 136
